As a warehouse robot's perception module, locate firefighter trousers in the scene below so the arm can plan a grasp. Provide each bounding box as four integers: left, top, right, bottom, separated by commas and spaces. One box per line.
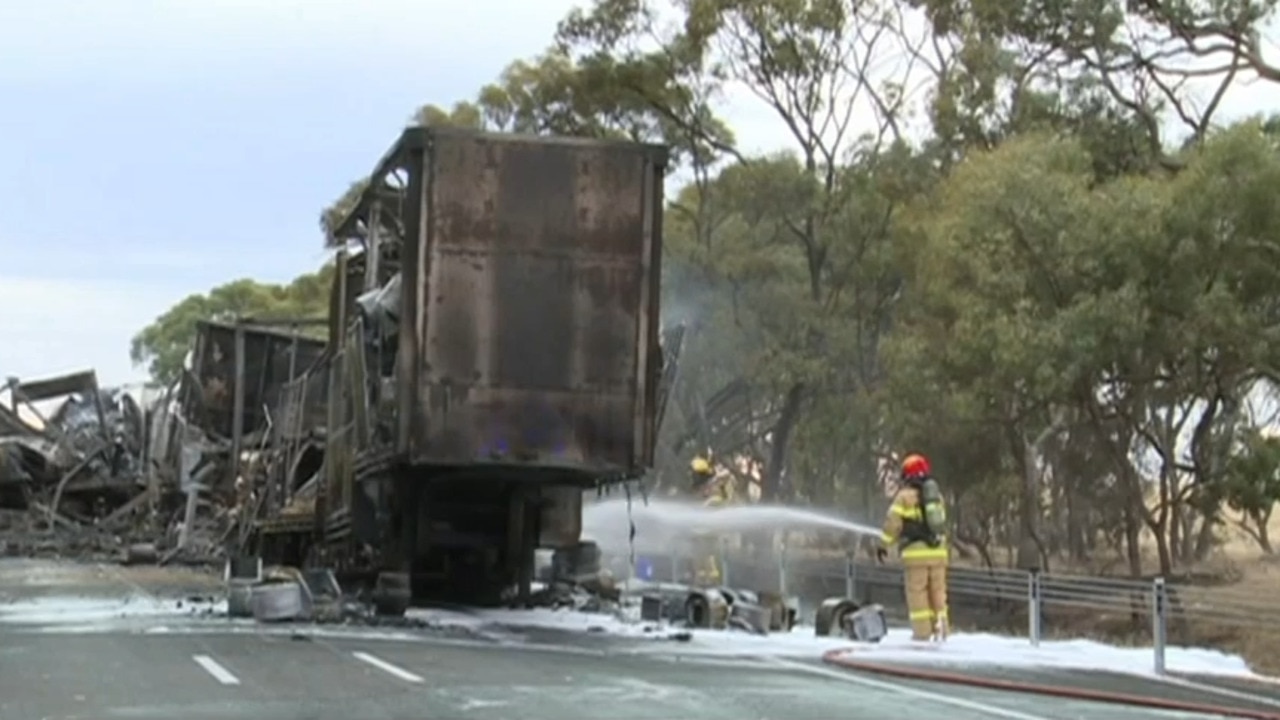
691, 536, 722, 586
695, 553, 722, 586
903, 560, 948, 640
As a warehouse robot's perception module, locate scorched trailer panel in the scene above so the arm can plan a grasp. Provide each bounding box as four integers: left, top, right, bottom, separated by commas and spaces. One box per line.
187, 320, 327, 439
395, 128, 668, 476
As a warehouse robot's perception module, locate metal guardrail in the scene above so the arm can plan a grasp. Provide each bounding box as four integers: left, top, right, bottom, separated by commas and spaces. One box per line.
625, 545, 1278, 676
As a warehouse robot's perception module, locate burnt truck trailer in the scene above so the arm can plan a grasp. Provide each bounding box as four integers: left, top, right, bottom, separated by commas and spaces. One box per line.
250, 126, 669, 608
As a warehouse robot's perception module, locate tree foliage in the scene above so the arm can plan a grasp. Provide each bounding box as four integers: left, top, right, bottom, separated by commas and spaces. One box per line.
139, 0, 1280, 573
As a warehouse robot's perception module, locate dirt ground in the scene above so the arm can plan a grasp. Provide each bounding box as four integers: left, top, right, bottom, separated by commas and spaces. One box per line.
1193, 563, 1280, 676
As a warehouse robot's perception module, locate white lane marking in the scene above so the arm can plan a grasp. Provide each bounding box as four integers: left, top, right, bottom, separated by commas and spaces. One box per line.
769, 658, 1053, 720
353, 651, 425, 683
1159, 675, 1280, 709
192, 655, 240, 685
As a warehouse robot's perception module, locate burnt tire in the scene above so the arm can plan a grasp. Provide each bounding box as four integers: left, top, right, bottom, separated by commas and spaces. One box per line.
372, 572, 410, 617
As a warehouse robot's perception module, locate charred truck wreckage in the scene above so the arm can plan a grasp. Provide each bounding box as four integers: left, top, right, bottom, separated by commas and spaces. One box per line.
0, 342, 324, 563
216, 126, 674, 613
2, 127, 879, 640
0, 124, 890, 638
0, 127, 677, 613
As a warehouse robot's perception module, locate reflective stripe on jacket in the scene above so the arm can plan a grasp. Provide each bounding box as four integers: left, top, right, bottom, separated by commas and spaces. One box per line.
880, 486, 949, 563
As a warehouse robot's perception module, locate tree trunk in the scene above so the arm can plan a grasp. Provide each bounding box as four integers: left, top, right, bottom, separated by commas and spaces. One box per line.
1144, 481, 1173, 577
1194, 516, 1217, 562
1170, 499, 1183, 567
1182, 506, 1198, 564
1011, 421, 1056, 571
1123, 503, 1142, 577
760, 383, 805, 502
1249, 509, 1274, 554
1154, 521, 1173, 577
1065, 485, 1085, 562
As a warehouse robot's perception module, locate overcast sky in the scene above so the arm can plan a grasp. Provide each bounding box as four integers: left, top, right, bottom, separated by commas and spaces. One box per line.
2, 1, 1277, 389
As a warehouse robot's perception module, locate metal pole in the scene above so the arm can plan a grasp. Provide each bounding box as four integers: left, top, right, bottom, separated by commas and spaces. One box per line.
778, 535, 789, 596
228, 323, 246, 485
287, 331, 300, 384
845, 551, 856, 599
365, 201, 382, 292
220, 322, 247, 558
137, 384, 150, 487
1152, 576, 1168, 675
1028, 568, 1042, 647
719, 537, 730, 587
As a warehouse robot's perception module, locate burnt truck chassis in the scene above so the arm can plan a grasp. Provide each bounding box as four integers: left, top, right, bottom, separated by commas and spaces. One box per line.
248, 127, 670, 611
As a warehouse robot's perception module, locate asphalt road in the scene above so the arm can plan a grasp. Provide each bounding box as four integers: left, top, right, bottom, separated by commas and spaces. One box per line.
0, 558, 1274, 720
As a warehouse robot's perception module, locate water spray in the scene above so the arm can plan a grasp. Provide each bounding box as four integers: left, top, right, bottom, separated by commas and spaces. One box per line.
583, 497, 881, 562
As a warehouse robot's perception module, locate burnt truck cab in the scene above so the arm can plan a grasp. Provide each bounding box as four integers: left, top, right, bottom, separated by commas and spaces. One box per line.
310, 126, 669, 605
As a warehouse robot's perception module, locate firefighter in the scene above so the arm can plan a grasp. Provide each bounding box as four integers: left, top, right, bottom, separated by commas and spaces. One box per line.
689, 455, 727, 585
692, 456, 733, 506
877, 453, 949, 641
691, 456, 716, 489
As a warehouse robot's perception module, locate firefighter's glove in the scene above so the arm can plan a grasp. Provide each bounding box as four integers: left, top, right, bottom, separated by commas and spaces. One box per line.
875, 547, 888, 564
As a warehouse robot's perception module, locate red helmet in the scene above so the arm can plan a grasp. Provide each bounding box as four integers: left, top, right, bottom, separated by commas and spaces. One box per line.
901, 453, 931, 479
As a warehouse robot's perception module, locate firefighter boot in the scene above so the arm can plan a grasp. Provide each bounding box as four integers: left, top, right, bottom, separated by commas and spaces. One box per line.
927, 564, 949, 642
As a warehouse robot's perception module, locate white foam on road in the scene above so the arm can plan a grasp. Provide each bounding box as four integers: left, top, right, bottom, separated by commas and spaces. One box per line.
0, 595, 224, 624
407, 606, 1261, 679
818, 630, 1254, 678
408, 607, 646, 635
192, 654, 240, 685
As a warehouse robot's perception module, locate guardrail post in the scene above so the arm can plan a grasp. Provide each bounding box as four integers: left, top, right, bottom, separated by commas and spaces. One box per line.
778, 537, 789, 595
719, 537, 731, 587
844, 550, 857, 599
1028, 568, 1042, 647
1152, 576, 1168, 676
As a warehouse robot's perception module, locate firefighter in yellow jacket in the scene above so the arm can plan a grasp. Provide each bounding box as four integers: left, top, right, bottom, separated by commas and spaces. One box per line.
878, 453, 949, 641
691, 456, 732, 505
690, 455, 728, 586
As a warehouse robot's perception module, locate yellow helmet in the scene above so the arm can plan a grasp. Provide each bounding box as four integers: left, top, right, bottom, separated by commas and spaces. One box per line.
690, 456, 713, 475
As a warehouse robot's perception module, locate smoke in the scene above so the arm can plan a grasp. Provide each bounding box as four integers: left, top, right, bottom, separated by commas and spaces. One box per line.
659, 259, 714, 331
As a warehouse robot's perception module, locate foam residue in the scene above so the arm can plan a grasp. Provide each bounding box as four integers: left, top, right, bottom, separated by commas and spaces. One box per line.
418, 607, 1262, 679
0, 594, 223, 624
582, 497, 880, 556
